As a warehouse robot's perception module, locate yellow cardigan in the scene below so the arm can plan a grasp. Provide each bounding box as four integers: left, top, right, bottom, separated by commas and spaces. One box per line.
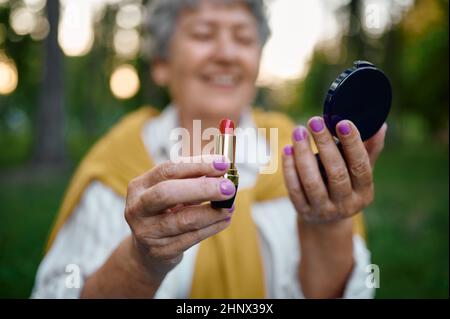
45, 106, 365, 298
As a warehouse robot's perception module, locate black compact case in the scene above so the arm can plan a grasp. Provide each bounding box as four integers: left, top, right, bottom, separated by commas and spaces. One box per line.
323, 60, 392, 141
316, 60, 392, 182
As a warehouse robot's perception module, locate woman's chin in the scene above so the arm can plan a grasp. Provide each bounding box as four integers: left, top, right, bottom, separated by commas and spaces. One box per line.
200, 103, 244, 118
199, 96, 249, 113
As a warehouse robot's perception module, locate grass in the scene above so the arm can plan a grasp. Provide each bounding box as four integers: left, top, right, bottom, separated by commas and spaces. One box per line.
365, 142, 449, 298
0, 170, 70, 298
0, 142, 448, 298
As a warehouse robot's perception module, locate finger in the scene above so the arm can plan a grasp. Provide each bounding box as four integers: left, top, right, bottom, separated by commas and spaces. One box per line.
164, 201, 207, 214
139, 177, 236, 216
157, 218, 231, 259
145, 204, 232, 237
137, 155, 230, 189
336, 120, 373, 191
282, 145, 310, 213
291, 125, 329, 211
364, 123, 387, 167
307, 116, 353, 201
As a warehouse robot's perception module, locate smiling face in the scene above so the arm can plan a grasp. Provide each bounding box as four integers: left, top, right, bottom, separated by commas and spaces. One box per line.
152, 0, 263, 119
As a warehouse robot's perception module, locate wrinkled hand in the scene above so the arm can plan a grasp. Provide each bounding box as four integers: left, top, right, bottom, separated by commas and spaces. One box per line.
282, 117, 387, 224
124, 155, 236, 279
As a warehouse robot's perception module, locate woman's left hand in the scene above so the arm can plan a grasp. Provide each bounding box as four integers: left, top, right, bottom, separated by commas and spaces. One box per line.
282, 116, 387, 224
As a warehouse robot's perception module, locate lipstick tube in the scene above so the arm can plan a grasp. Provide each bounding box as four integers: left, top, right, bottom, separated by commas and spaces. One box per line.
211, 119, 239, 209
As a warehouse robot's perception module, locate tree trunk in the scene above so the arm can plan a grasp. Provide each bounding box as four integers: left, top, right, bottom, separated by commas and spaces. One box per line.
347, 0, 366, 60
32, 0, 66, 167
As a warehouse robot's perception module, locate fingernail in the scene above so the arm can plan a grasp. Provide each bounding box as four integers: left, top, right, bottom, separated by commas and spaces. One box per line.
229, 204, 235, 214
213, 157, 229, 171
337, 121, 351, 135
283, 145, 294, 156
293, 127, 307, 141
225, 216, 232, 222
309, 117, 324, 133
220, 179, 235, 196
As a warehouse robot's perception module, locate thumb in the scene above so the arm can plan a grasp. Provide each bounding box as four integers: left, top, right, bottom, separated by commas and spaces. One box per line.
364, 123, 388, 167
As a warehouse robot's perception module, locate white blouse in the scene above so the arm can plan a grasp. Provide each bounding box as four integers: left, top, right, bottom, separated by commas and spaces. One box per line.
31, 106, 375, 299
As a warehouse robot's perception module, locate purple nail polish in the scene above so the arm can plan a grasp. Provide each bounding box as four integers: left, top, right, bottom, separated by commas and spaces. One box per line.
229, 204, 235, 214
292, 127, 306, 142
213, 158, 229, 171
225, 216, 232, 222
283, 145, 294, 156
309, 118, 324, 133
220, 179, 235, 196
338, 121, 351, 135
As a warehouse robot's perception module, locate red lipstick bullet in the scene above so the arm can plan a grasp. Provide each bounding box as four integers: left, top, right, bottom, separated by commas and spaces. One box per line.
211, 118, 239, 209
219, 118, 235, 134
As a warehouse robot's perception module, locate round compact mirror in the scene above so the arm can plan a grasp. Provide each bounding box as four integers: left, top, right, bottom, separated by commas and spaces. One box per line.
323, 60, 392, 141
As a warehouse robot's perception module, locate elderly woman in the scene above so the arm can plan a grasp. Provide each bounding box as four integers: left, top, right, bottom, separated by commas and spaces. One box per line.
32, 0, 386, 299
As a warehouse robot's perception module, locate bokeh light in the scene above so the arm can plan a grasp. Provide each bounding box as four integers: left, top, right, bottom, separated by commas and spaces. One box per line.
24, 0, 47, 13
30, 15, 50, 41
361, 0, 391, 38
10, 7, 36, 36
258, 0, 324, 85
109, 64, 140, 99
58, 1, 94, 56
113, 28, 141, 59
0, 54, 18, 95
116, 4, 142, 30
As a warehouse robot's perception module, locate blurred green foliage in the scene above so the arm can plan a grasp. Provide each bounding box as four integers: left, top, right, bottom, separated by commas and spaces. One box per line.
284, 0, 449, 146
366, 142, 448, 297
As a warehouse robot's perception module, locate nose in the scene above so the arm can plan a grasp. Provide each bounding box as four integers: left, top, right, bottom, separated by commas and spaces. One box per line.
212, 31, 238, 64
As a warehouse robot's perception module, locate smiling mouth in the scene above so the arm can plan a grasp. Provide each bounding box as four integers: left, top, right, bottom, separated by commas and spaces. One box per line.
201, 74, 241, 89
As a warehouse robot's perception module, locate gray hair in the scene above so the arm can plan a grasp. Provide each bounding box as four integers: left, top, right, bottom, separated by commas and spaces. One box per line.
146, 0, 271, 60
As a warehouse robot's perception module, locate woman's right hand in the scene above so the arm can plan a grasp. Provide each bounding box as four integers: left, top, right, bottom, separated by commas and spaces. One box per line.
124, 155, 236, 281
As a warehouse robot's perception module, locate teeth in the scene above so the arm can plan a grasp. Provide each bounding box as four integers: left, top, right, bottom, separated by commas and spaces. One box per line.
210, 75, 236, 86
